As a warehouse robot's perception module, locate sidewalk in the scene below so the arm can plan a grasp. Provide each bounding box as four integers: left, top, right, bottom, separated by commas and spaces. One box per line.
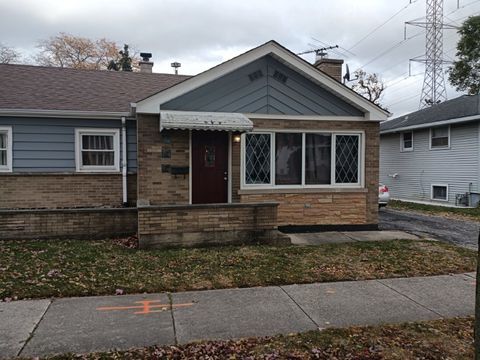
0, 273, 475, 358
288, 230, 422, 245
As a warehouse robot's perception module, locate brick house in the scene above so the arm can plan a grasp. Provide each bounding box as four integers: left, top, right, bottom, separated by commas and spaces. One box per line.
0, 41, 388, 247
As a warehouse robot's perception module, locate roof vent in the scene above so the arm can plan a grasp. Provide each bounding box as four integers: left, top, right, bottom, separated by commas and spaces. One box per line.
248, 70, 264, 81
273, 70, 288, 84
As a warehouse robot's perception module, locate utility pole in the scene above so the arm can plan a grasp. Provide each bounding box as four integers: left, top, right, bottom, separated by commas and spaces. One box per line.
406, 0, 456, 109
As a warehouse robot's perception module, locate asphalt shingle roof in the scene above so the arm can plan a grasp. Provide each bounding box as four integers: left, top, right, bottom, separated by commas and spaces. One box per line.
380, 94, 480, 133
0, 64, 190, 113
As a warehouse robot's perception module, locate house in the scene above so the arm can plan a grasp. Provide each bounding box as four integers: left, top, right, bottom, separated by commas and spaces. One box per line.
0, 40, 388, 247
380, 94, 480, 207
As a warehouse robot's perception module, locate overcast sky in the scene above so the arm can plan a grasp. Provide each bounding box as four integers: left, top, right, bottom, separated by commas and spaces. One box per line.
1, 0, 480, 118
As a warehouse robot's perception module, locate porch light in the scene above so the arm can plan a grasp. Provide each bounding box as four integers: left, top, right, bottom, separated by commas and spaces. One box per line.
233, 134, 241, 143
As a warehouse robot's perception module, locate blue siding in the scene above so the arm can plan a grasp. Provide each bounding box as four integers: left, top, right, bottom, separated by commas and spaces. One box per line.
162, 55, 364, 116
0, 117, 137, 172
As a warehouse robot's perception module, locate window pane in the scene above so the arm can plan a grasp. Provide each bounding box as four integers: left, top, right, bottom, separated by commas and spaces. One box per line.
335, 135, 359, 184
403, 132, 412, 141
431, 137, 448, 147
432, 186, 447, 200
275, 133, 302, 185
305, 134, 331, 184
0, 133, 6, 149
82, 151, 114, 166
245, 133, 271, 184
82, 135, 114, 150
0, 149, 6, 166
432, 126, 448, 138
403, 132, 412, 149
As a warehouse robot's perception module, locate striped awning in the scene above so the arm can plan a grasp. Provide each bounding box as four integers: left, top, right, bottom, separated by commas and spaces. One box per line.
159, 110, 253, 132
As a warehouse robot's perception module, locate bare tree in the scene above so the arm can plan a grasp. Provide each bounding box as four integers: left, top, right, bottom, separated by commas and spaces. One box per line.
35, 33, 139, 70
351, 69, 386, 107
0, 43, 21, 64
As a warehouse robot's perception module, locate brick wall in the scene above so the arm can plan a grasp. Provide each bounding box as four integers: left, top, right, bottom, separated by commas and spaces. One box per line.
0, 173, 137, 209
235, 118, 380, 227
137, 114, 189, 205
138, 202, 286, 248
0, 207, 137, 240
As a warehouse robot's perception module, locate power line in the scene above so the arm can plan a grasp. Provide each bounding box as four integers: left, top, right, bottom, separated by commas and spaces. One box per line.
347, 1, 418, 51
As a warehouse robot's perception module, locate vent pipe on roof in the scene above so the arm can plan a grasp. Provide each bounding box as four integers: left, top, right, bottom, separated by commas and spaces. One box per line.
139, 52, 153, 73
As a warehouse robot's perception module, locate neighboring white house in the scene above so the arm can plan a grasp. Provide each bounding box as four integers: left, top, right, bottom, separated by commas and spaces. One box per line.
380, 94, 480, 207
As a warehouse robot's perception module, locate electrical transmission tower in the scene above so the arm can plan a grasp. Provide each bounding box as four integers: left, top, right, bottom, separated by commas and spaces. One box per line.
406, 0, 456, 109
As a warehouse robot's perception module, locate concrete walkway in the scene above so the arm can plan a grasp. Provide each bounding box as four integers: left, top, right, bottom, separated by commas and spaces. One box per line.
288, 230, 422, 245
0, 273, 475, 358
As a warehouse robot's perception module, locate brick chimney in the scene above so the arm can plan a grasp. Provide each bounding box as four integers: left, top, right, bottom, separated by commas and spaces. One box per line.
139, 52, 153, 73
314, 57, 344, 82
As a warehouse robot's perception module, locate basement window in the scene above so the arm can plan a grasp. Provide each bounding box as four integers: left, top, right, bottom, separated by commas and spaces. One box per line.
0, 126, 12, 172
75, 128, 120, 172
431, 184, 448, 201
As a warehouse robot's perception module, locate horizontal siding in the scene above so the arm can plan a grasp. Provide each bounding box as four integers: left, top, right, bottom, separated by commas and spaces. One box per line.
162, 55, 364, 116
0, 117, 137, 172
380, 122, 479, 205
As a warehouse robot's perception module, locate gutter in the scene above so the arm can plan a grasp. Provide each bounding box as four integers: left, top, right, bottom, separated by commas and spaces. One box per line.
121, 117, 128, 206
381, 114, 480, 134
0, 108, 132, 120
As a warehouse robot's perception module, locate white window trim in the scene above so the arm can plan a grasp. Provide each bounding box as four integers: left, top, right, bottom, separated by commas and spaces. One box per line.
240, 129, 365, 190
429, 125, 450, 150
0, 126, 13, 173
75, 128, 120, 173
400, 131, 413, 152
431, 183, 449, 202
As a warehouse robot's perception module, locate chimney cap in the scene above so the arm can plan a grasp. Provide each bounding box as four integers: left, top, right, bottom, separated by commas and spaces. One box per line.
140, 52, 152, 62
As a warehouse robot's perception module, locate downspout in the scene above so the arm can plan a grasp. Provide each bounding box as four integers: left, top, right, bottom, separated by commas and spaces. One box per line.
121, 117, 128, 206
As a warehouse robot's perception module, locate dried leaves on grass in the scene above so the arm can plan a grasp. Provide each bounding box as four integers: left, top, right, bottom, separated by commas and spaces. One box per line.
45, 317, 474, 360
0, 239, 476, 300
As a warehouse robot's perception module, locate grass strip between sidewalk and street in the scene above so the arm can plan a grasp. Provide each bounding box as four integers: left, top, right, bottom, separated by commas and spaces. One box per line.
0, 238, 475, 300
389, 199, 480, 221
41, 317, 474, 359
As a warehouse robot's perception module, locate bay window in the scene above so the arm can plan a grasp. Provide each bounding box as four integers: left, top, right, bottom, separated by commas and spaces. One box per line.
243, 131, 362, 188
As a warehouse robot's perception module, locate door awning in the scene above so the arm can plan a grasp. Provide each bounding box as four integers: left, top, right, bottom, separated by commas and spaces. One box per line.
159, 110, 253, 132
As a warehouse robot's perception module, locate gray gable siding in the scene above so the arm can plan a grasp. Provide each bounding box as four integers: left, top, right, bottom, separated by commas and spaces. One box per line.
0, 117, 137, 172
161, 55, 364, 116
380, 122, 479, 205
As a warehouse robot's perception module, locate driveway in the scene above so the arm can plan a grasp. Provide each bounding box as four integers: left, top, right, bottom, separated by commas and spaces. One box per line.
379, 207, 479, 250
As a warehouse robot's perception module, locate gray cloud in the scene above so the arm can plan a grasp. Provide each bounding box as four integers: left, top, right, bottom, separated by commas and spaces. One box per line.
1, 0, 479, 116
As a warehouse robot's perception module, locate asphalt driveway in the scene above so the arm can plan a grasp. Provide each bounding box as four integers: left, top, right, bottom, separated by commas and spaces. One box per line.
379, 207, 479, 250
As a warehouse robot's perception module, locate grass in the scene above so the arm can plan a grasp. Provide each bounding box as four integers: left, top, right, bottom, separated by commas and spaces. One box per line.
43, 317, 474, 359
389, 199, 480, 221
0, 238, 476, 300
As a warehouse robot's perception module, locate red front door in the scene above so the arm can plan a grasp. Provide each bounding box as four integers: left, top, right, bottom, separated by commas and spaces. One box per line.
192, 131, 228, 204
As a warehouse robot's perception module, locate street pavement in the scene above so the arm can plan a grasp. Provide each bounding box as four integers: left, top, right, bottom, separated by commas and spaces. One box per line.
0, 273, 475, 358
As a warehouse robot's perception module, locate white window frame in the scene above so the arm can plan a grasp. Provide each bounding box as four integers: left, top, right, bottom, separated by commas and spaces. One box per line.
0, 126, 12, 173
429, 125, 450, 150
400, 131, 413, 152
240, 129, 364, 190
75, 128, 120, 173
431, 184, 449, 202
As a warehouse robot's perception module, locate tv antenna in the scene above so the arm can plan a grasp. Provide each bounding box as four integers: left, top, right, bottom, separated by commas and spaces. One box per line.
297, 45, 339, 58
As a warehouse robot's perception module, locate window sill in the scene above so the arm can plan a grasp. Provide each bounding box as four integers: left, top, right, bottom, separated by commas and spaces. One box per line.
238, 187, 367, 195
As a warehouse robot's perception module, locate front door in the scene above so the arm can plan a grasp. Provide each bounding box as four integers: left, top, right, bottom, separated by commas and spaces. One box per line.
192, 131, 228, 204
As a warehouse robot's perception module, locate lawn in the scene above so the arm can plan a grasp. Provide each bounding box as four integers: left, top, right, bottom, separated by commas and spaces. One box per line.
0, 238, 475, 300
389, 199, 480, 221
45, 317, 474, 359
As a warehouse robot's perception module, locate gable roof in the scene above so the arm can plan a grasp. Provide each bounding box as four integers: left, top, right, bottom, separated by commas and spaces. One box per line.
381, 94, 480, 134
0, 64, 189, 114
136, 40, 389, 121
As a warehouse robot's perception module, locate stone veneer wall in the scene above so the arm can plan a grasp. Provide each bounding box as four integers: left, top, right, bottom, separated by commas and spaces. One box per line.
137, 114, 189, 205
0, 207, 137, 240
138, 202, 285, 248
235, 119, 379, 227
0, 173, 137, 209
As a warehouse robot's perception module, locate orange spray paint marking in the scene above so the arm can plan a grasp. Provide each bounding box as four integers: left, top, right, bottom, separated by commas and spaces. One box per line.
96, 300, 194, 315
